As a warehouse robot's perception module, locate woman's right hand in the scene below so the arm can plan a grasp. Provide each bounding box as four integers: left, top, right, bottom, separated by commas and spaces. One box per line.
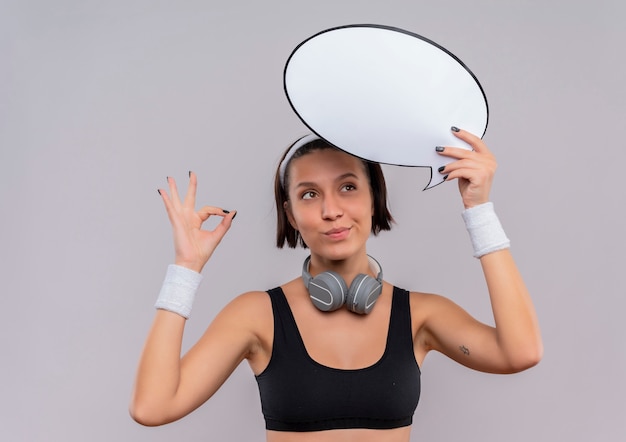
158, 172, 236, 273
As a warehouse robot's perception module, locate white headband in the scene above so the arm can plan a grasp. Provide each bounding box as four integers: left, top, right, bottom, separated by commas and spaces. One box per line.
279, 134, 321, 188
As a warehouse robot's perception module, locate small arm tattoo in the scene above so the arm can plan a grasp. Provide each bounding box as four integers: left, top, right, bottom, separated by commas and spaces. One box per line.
459, 345, 470, 356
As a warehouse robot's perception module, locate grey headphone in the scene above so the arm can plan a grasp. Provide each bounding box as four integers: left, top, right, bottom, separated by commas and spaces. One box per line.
302, 255, 383, 314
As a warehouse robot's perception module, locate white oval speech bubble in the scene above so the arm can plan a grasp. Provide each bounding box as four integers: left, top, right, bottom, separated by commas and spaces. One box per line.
284, 24, 489, 189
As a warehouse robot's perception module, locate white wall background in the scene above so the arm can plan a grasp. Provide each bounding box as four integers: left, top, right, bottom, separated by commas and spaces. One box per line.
1, 0, 624, 441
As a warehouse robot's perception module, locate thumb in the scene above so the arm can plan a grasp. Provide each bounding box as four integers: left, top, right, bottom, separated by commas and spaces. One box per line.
218, 209, 237, 230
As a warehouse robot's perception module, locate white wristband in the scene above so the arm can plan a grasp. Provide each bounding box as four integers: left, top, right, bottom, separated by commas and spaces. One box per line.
155, 264, 203, 319
462, 202, 510, 258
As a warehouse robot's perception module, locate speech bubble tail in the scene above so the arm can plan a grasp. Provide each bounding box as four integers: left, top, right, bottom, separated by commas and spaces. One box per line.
423, 168, 447, 190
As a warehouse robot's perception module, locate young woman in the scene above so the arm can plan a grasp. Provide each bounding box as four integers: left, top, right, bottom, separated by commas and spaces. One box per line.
130, 127, 543, 442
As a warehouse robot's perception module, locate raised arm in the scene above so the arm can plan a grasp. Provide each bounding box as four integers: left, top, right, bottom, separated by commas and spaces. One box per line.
422, 128, 543, 374
129, 172, 252, 425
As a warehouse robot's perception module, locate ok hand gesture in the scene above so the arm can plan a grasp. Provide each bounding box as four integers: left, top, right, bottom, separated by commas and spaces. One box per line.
158, 172, 236, 273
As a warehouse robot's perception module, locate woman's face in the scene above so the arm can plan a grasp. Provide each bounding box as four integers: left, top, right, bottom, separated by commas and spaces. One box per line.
285, 148, 374, 261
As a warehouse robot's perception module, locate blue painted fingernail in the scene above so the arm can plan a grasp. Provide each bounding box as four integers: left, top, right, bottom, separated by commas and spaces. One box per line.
443, 174, 449, 181
451, 126, 460, 132
435, 146, 445, 152
223, 209, 230, 214
438, 166, 445, 173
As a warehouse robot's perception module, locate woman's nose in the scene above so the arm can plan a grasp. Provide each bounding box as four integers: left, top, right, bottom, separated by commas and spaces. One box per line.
321, 194, 343, 219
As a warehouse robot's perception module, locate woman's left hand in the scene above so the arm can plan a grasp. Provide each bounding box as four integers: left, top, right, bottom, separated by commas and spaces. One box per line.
437, 127, 497, 209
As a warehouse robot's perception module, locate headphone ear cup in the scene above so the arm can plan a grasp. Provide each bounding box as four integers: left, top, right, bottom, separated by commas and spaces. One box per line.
346, 274, 383, 314
308, 271, 348, 312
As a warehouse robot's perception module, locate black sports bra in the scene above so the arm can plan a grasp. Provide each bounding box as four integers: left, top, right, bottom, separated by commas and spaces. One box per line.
255, 286, 421, 432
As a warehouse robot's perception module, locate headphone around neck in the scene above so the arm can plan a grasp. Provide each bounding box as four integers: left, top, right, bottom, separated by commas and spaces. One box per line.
302, 255, 383, 314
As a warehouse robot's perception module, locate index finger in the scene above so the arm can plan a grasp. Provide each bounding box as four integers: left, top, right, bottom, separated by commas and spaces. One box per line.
451, 127, 490, 154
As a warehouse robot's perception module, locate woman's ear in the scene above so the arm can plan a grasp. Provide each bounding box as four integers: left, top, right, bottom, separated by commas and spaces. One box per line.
284, 201, 298, 230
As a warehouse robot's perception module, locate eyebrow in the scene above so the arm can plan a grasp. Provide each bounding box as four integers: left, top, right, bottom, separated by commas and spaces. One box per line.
294, 172, 360, 189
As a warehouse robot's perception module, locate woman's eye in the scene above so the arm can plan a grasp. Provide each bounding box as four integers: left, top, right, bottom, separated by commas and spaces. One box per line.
341, 184, 356, 192
301, 191, 317, 200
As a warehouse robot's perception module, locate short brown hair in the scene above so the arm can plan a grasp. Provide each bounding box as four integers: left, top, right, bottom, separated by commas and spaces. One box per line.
274, 137, 394, 248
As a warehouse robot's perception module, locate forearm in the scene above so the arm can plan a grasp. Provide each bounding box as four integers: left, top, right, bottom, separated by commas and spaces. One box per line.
130, 310, 187, 425
480, 249, 543, 370
462, 202, 542, 371
131, 265, 202, 425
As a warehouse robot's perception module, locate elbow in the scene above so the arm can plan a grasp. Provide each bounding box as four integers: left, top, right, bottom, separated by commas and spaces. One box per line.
506, 340, 544, 373
129, 404, 160, 427
510, 351, 542, 373
129, 397, 171, 427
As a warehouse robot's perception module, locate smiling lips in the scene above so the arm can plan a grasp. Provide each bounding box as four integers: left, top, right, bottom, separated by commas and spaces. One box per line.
325, 227, 351, 240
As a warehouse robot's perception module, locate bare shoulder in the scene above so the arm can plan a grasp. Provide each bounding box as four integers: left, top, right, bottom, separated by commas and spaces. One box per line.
220, 278, 298, 332
217, 289, 273, 326
406, 290, 466, 345
228, 289, 272, 308
407, 289, 474, 326
407, 289, 453, 316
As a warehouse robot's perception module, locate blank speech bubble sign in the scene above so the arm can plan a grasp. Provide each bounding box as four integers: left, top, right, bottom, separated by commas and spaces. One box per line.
284, 24, 489, 189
